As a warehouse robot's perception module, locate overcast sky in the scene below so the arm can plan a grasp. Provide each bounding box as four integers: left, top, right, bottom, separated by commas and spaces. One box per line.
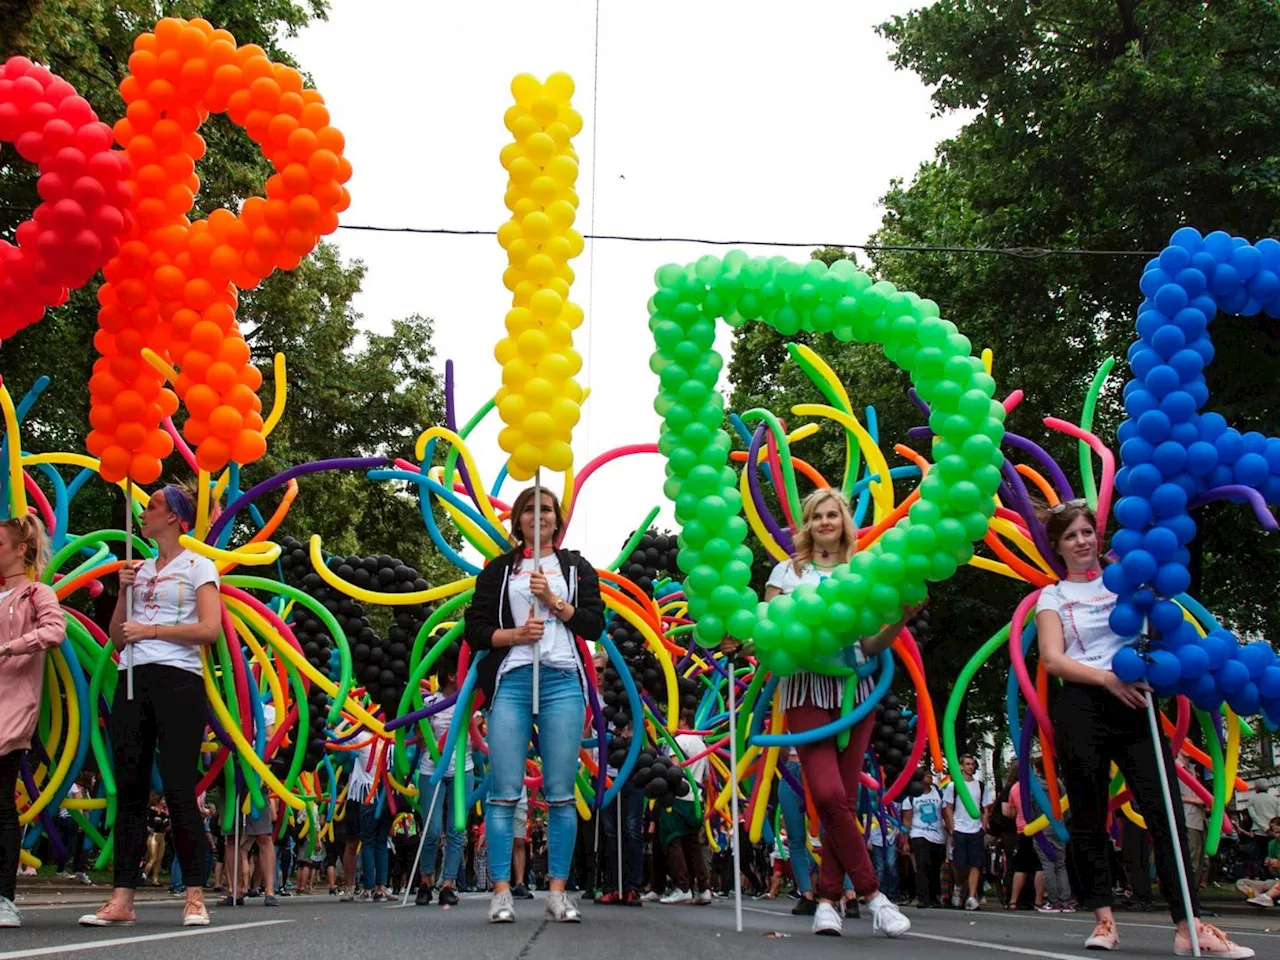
284, 0, 968, 565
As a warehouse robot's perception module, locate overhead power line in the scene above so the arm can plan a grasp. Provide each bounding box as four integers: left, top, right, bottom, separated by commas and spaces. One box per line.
333, 223, 1161, 259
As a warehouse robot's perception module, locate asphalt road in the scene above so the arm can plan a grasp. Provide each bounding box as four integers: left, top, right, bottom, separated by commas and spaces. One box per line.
2, 891, 1277, 960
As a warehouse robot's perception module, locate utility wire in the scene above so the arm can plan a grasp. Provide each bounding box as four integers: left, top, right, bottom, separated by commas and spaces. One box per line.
333, 223, 1160, 259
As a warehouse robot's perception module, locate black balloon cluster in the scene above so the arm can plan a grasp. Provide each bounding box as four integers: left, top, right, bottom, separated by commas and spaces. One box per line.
619, 528, 680, 596
907, 607, 933, 653
608, 735, 691, 803
871, 692, 917, 795
278, 536, 431, 725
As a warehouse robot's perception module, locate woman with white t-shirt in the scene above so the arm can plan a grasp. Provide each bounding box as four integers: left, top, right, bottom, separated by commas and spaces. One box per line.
1035, 500, 1252, 958
722, 489, 915, 939
81, 484, 221, 930
465, 486, 604, 924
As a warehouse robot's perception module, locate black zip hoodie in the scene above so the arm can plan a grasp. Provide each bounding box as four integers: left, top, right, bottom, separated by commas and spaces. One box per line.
464, 546, 606, 704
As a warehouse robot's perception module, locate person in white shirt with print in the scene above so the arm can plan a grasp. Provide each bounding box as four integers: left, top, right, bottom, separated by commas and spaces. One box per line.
902, 767, 947, 908
943, 754, 993, 910
81, 483, 221, 930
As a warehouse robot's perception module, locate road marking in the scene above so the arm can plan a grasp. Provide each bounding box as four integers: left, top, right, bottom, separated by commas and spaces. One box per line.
0, 919, 294, 959
967, 907, 1279, 939
906, 931, 1096, 959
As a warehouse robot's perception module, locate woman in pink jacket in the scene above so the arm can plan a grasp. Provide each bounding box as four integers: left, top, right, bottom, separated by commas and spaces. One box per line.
0, 514, 65, 930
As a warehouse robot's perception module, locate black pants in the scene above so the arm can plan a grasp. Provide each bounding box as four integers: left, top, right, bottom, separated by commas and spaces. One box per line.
1121, 818, 1153, 902
110, 665, 207, 890
1, 751, 20, 901
910, 837, 945, 905
1053, 682, 1199, 922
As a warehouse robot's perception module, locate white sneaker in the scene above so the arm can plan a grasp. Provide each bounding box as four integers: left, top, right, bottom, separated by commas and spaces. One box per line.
696, 889, 713, 905
965, 896, 980, 911
545, 891, 581, 922
952, 887, 963, 908
813, 900, 843, 936
1247, 893, 1275, 907
489, 890, 515, 923
0, 897, 21, 928
339, 888, 355, 902
641, 890, 661, 902
74, 872, 94, 886
660, 889, 693, 905
870, 894, 911, 938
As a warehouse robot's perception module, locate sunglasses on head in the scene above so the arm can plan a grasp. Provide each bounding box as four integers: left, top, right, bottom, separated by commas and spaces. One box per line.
1048, 498, 1088, 514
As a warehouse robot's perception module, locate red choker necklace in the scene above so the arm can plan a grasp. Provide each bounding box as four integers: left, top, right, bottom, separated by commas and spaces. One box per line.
0, 572, 26, 581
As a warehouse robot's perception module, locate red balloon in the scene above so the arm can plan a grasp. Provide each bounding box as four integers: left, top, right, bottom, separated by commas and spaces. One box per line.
0, 56, 132, 342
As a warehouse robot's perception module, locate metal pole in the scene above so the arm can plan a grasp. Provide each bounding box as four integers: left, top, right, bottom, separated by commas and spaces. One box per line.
532, 469, 542, 715
615, 795, 623, 897
125, 478, 134, 700
402, 781, 443, 907
1145, 691, 1200, 957
727, 658, 743, 932
232, 790, 240, 904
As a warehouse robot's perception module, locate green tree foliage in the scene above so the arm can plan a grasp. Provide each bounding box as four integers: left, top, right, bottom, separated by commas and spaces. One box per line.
2, 1, 457, 582
729, 2, 1280, 748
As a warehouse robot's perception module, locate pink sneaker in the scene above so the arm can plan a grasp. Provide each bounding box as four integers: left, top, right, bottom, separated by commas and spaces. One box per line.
1175, 922, 1255, 959
1085, 916, 1118, 951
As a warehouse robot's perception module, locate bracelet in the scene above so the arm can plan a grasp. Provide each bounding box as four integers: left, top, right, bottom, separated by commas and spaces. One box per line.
151, 625, 159, 640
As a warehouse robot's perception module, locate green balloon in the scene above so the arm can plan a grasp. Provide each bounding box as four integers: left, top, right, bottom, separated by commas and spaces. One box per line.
648, 253, 1006, 675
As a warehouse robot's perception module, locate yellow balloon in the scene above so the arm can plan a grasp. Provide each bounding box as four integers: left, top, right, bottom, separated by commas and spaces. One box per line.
544, 71, 575, 100
511, 73, 541, 106
530, 288, 563, 318
531, 95, 559, 125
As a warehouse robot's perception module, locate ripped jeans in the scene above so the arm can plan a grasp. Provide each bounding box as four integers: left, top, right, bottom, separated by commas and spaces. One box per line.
485, 665, 584, 884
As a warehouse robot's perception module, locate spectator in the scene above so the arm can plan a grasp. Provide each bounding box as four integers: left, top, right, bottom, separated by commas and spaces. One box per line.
943, 754, 993, 911
903, 767, 947, 909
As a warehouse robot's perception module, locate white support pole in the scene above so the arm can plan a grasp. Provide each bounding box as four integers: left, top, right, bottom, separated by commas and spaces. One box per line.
727, 658, 743, 932
615, 795, 623, 897
532, 469, 542, 715
125, 478, 134, 700
402, 781, 443, 907
1145, 691, 1199, 957
231, 790, 240, 905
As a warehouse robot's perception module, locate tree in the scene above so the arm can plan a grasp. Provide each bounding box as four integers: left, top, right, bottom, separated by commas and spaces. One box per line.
2, 1, 461, 584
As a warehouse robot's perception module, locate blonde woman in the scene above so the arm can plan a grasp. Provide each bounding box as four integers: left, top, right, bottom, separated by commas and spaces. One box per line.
724, 489, 916, 939
0, 515, 65, 929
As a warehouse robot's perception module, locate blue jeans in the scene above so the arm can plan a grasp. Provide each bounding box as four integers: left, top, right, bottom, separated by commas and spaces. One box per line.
600, 784, 645, 893
486, 665, 584, 884
418, 769, 475, 883
778, 761, 813, 895
870, 842, 899, 898
359, 800, 391, 889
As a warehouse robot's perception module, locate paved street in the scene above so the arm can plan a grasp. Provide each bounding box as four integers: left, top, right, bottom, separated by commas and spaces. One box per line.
1, 892, 1276, 960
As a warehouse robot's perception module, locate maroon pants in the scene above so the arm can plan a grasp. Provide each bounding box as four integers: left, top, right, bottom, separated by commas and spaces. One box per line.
788, 705, 879, 903
666, 834, 709, 893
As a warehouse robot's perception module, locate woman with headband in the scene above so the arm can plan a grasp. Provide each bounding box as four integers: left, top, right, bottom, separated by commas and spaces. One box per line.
80, 483, 222, 930
723, 489, 917, 940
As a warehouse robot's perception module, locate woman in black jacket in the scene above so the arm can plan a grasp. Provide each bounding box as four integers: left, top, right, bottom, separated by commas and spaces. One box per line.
465, 486, 604, 924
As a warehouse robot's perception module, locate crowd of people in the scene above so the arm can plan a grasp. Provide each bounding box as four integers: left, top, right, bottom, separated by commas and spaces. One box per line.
0, 483, 1270, 959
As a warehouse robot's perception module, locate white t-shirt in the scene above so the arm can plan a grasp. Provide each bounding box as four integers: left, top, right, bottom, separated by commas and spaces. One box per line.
124, 549, 219, 675
866, 813, 898, 848
944, 777, 994, 834
767, 560, 872, 709
1180, 779, 1206, 831
903, 787, 946, 844
417, 691, 474, 778
500, 555, 577, 677
349, 741, 383, 804
1035, 578, 1128, 670
1247, 789, 1280, 835
674, 731, 709, 798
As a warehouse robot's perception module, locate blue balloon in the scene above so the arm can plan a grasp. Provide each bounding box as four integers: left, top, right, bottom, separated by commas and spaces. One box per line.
1230, 244, 1261, 278
1160, 389, 1197, 422
1160, 245, 1192, 273
1201, 632, 1231, 670
1217, 659, 1250, 695
1235, 452, 1269, 488
1151, 441, 1187, 476
1140, 268, 1173, 297
1188, 673, 1220, 711
1145, 364, 1181, 397
1121, 437, 1154, 465
1177, 644, 1210, 680
1158, 513, 1197, 546
1172, 307, 1207, 338
1136, 409, 1171, 444
1209, 262, 1241, 296
1185, 441, 1218, 477
1149, 598, 1184, 635
1186, 379, 1209, 409
1244, 430, 1267, 454
1175, 267, 1207, 296
1153, 563, 1191, 597
1203, 230, 1235, 262
1147, 650, 1182, 688
1170, 228, 1203, 252
1127, 463, 1163, 498
1228, 682, 1260, 718
1114, 496, 1154, 530
1198, 411, 1228, 441
1110, 528, 1143, 556
1215, 429, 1244, 464
1239, 642, 1275, 679
1101, 562, 1129, 595
1260, 665, 1280, 700
1120, 549, 1157, 585
1112, 647, 1146, 684
1109, 602, 1144, 639
1154, 283, 1189, 315
1131, 587, 1157, 612
1143, 527, 1179, 563
1150, 324, 1186, 359
1150, 483, 1188, 518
